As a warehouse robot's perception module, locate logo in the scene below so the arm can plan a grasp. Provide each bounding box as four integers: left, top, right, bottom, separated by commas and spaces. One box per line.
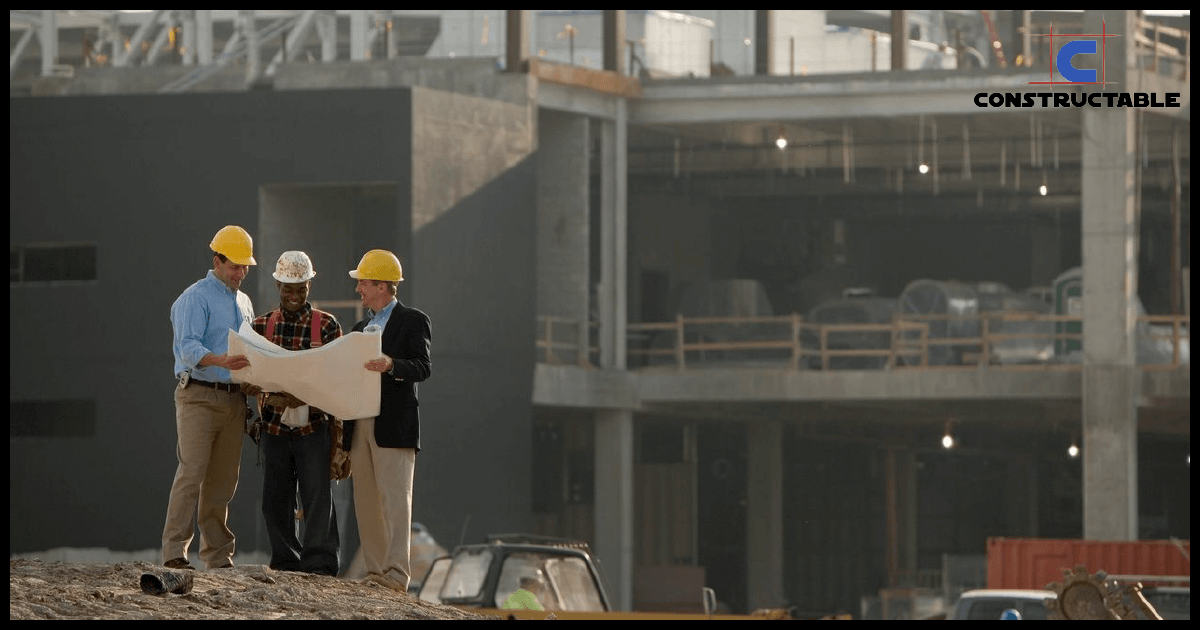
972, 19, 1181, 109
1028, 21, 1119, 86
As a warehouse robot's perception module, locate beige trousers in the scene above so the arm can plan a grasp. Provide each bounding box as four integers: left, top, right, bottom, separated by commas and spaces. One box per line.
161, 385, 245, 568
350, 417, 416, 590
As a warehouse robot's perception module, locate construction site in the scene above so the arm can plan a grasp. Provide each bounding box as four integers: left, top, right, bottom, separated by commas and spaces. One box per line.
9, 10, 1190, 619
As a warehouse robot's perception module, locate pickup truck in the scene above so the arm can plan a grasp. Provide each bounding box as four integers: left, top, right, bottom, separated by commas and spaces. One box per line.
416, 534, 787, 620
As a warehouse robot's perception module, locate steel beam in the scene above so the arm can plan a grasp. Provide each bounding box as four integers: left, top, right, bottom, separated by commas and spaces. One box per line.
114, 10, 163, 67
10, 28, 35, 76
266, 9, 318, 76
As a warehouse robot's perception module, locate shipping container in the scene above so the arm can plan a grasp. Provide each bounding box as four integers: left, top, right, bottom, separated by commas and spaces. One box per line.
987, 538, 1191, 590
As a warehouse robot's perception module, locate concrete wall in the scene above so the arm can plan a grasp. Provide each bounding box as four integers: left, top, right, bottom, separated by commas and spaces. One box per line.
536, 110, 590, 364
9, 88, 413, 555
408, 85, 539, 544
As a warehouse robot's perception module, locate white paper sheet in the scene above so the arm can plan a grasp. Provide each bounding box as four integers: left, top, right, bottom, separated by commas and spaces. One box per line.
227, 321, 381, 420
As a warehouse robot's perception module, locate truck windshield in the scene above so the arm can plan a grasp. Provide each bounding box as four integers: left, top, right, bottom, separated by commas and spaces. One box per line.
417, 557, 451, 604
438, 548, 493, 601
493, 552, 605, 612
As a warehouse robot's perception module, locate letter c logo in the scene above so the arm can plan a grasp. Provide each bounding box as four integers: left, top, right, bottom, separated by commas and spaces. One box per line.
1057, 40, 1098, 83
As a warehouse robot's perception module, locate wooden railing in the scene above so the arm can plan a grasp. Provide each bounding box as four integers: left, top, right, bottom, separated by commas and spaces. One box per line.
536, 312, 1190, 372
536, 315, 598, 366
1135, 16, 1190, 81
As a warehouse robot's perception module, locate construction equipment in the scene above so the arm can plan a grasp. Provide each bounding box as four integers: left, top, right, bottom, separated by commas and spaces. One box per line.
415, 534, 793, 620
1046, 565, 1164, 620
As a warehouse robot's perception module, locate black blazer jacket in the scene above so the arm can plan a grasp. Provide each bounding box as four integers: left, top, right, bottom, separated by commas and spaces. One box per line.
350, 301, 432, 450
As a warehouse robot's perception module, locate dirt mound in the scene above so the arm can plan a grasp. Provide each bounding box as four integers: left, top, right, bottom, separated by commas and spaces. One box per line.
9, 559, 499, 620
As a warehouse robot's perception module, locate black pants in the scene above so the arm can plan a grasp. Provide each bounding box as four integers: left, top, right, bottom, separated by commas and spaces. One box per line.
261, 426, 340, 575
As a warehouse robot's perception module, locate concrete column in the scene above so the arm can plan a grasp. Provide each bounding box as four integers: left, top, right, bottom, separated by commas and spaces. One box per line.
885, 447, 918, 586
746, 422, 785, 610
40, 10, 58, 77
754, 11, 773, 76
506, 10, 530, 72
195, 10, 213, 66
242, 10, 260, 83
349, 10, 368, 61
537, 111, 591, 365
594, 409, 635, 611
1080, 10, 1140, 541
598, 101, 628, 369
317, 10, 337, 62
891, 11, 907, 71
603, 10, 626, 75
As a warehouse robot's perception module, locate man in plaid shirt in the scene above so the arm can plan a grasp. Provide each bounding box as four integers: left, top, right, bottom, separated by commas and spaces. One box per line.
251, 251, 344, 576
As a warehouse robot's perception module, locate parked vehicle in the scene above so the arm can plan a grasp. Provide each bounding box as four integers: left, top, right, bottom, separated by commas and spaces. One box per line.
416, 534, 789, 620
948, 589, 1054, 620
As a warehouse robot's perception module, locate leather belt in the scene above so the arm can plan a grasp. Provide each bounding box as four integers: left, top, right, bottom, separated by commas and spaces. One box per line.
189, 379, 240, 393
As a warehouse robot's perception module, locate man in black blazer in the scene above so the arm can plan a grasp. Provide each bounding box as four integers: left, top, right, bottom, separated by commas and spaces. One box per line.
349, 249, 432, 593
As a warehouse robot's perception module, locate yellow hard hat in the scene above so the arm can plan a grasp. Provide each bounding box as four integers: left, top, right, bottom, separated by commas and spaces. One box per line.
349, 249, 404, 282
209, 225, 257, 266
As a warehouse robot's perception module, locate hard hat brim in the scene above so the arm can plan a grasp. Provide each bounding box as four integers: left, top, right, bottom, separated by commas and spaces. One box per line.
349, 270, 403, 281
273, 272, 315, 283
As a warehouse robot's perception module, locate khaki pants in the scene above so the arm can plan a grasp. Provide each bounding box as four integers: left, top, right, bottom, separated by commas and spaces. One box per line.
161, 385, 245, 568
350, 417, 416, 590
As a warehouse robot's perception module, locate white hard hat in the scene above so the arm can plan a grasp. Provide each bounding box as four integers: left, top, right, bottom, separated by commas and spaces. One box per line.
273, 251, 316, 283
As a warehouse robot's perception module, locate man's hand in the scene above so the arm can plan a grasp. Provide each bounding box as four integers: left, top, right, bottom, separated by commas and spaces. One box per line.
365, 355, 394, 373
199, 353, 250, 370
224, 354, 251, 370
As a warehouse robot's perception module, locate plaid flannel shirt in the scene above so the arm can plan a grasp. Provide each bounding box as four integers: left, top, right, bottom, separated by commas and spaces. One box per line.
251, 303, 343, 436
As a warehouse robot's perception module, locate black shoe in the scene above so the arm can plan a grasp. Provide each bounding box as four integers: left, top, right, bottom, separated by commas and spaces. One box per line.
164, 557, 195, 570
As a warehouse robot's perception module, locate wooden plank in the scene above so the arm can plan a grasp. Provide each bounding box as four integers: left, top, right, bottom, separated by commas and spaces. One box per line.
529, 58, 642, 98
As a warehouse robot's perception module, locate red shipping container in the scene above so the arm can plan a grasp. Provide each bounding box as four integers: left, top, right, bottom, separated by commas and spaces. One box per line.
987, 537, 1191, 590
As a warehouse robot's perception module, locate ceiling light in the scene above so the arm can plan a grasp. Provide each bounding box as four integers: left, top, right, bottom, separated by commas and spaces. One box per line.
776, 135, 788, 150
941, 420, 955, 449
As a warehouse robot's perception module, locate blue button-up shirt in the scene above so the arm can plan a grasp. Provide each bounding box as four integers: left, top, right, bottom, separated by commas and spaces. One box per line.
171, 270, 255, 383
367, 298, 398, 330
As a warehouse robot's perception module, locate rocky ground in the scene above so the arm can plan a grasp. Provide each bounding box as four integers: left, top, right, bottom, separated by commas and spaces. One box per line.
9, 558, 500, 620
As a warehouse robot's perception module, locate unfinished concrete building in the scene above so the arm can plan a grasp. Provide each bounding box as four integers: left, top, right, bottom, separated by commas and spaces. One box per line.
10, 10, 1189, 617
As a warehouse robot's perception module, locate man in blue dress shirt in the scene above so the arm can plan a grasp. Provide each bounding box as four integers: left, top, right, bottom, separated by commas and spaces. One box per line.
161, 225, 261, 571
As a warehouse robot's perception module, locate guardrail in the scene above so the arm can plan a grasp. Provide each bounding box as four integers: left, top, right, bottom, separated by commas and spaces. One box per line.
1135, 16, 1190, 81
537, 313, 1190, 372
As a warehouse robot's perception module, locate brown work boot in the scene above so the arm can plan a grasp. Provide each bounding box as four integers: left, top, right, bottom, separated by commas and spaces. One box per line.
164, 557, 195, 570
365, 572, 408, 593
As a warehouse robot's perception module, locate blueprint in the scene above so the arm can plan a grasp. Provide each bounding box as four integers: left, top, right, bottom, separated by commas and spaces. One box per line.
227, 321, 381, 420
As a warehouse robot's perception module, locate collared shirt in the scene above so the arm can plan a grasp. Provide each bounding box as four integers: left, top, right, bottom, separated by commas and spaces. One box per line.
171, 270, 255, 384
251, 303, 343, 435
367, 298, 398, 330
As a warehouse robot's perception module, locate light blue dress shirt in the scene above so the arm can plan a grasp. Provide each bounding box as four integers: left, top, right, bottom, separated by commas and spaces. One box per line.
367, 298, 398, 331
171, 270, 255, 383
